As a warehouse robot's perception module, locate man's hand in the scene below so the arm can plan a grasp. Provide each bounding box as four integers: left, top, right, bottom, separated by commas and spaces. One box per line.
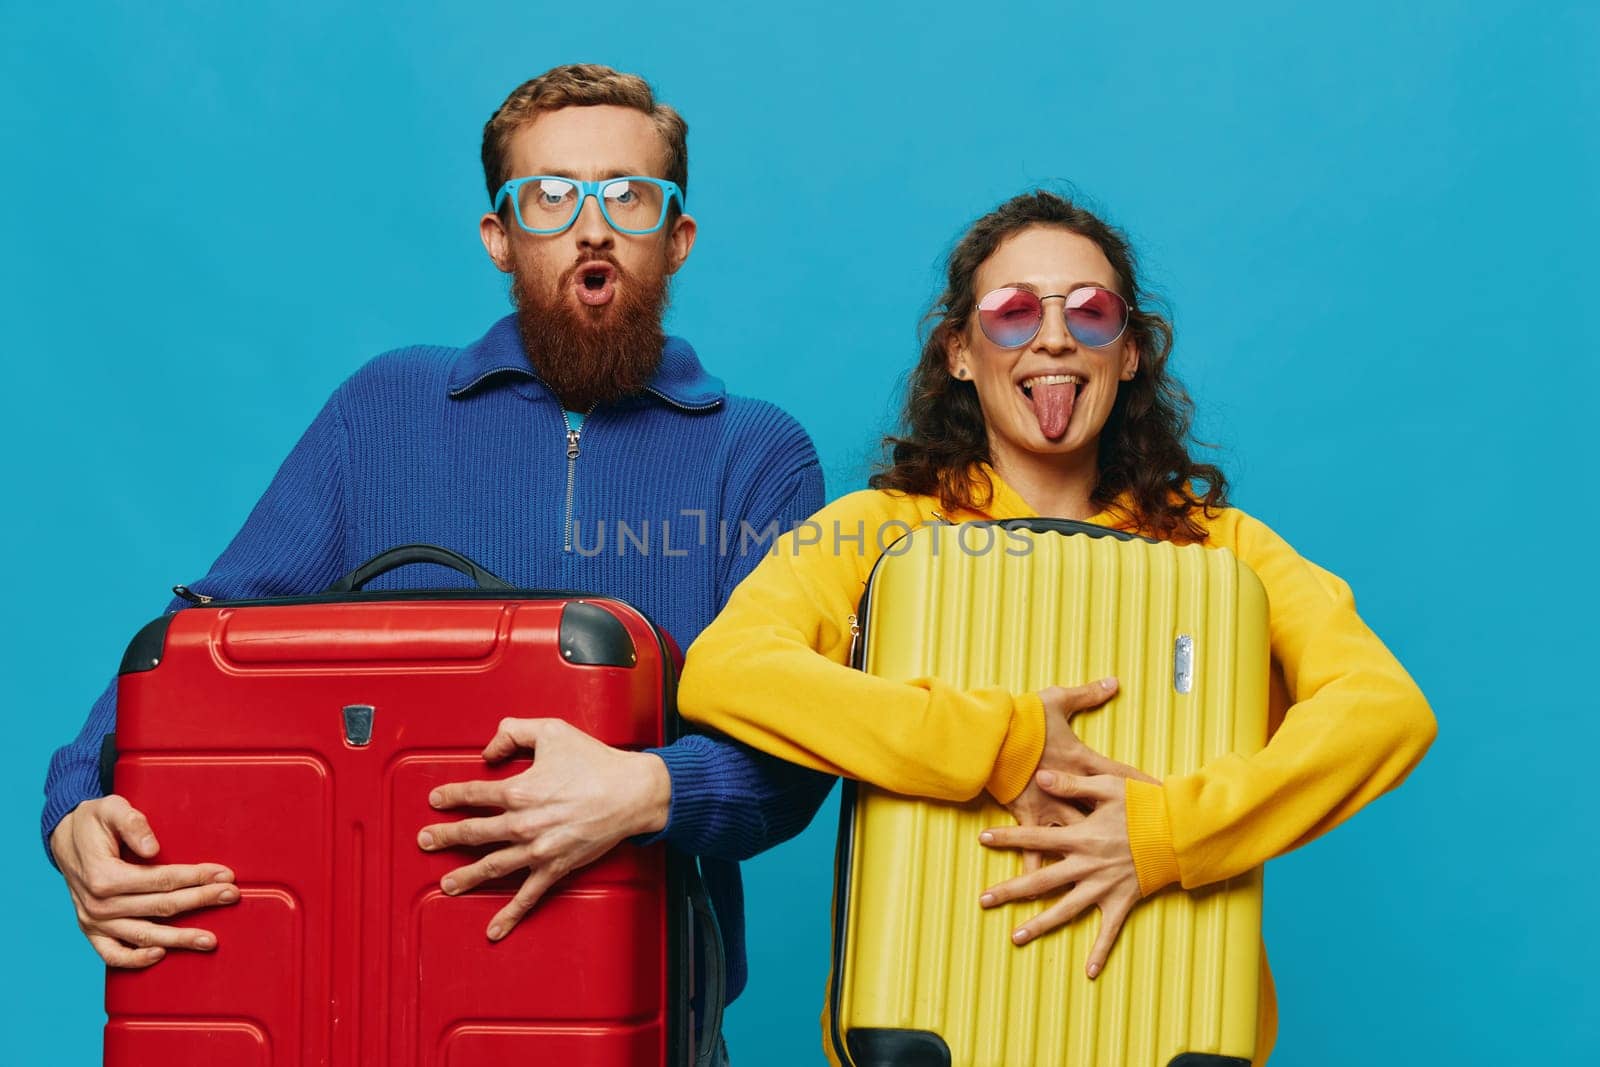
418, 717, 672, 942
1004, 679, 1158, 872
49, 795, 238, 967
981, 771, 1146, 979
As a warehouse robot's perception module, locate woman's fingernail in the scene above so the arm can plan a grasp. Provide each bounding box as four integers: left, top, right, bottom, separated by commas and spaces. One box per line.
1012, 928, 1030, 944
980, 893, 995, 907
979, 831, 994, 844
212, 870, 234, 884
487, 924, 504, 941
442, 878, 457, 894
195, 934, 215, 949
218, 887, 239, 904
418, 831, 434, 849
1037, 771, 1055, 788
1102, 677, 1118, 690
1087, 962, 1101, 978
429, 791, 444, 808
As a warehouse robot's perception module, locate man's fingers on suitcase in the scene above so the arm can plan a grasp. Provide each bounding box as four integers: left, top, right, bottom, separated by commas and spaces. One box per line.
104, 800, 161, 858
83, 861, 234, 900
1010, 884, 1097, 945
419, 814, 510, 850
429, 779, 506, 810
101, 918, 219, 953
1085, 898, 1134, 979
99, 881, 241, 920
442, 844, 528, 894
486, 868, 564, 941
89, 933, 165, 969
483, 717, 558, 761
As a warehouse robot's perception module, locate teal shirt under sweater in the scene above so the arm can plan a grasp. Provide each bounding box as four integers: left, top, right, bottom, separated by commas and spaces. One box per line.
42, 313, 835, 1007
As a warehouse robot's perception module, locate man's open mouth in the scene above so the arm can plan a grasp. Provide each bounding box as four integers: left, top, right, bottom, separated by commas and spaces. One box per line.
574, 262, 617, 306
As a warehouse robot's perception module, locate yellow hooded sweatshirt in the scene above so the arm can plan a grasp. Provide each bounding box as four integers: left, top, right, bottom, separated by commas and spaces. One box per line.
679, 465, 1437, 1063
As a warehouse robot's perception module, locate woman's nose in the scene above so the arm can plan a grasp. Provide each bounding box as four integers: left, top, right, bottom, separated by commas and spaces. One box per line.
1032, 302, 1077, 354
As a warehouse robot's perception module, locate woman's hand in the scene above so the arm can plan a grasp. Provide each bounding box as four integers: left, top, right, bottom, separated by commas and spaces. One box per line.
983, 770, 1148, 978
1004, 679, 1157, 871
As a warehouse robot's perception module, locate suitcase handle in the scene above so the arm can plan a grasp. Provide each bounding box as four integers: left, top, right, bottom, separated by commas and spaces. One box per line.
995, 517, 1157, 544
689, 864, 725, 1067
325, 544, 514, 593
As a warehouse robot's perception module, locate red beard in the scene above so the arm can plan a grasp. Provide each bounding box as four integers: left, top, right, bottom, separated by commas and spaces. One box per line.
510, 254, 670, 412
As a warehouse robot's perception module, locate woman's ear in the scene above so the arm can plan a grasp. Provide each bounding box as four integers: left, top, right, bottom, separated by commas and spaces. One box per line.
945, 329, 970, 381
1121, 339, 1140, 381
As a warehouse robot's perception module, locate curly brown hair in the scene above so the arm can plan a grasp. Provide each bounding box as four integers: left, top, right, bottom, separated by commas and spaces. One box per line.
480, 64, 688, 205
869, 190, 1227, 543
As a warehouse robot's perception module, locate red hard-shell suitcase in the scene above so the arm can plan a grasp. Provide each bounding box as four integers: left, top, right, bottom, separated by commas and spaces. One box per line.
99, 545, 719, 1067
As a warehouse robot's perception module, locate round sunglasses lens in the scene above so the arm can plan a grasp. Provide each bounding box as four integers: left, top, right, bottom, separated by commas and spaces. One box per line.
977, 288, 1043, 348
1065, 287, 1129, 347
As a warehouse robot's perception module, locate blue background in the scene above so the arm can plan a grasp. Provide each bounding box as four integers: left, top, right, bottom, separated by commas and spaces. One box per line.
3, 1, 1595, 1062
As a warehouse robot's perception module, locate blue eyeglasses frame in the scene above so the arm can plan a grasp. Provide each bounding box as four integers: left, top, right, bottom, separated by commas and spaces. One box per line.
492, 176, 686, 236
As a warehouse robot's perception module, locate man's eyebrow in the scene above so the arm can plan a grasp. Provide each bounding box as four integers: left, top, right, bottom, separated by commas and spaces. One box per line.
523, 168, 651, 181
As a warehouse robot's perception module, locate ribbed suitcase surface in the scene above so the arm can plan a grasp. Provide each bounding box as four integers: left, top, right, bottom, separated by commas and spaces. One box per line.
105, 584, 692, 1067
831, 521, 1269, 1067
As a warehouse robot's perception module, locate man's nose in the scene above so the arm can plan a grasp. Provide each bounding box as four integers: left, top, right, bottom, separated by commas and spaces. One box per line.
571, 193, 614, 251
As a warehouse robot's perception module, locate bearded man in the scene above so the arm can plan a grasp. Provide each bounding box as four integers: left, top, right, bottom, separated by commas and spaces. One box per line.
41, 64, 833, 1065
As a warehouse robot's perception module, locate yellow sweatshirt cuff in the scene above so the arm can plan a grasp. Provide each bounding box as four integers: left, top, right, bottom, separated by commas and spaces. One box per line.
985, 691, 1046, 803
1125, 778, 1181, 896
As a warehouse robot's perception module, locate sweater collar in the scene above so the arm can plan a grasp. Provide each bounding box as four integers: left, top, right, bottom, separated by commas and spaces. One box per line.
447, 313, 726, 411
946, 462, 1130, 531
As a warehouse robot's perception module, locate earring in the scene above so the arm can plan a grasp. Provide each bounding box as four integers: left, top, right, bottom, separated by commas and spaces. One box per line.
956, 368, 968, 380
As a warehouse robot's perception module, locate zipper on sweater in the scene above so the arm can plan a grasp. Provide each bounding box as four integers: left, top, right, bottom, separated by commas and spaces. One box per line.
557, 388, 716, 553
846, 613, 860, 669
562, 406, 597, 553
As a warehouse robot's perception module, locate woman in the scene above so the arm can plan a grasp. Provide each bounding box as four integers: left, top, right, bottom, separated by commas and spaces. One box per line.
678, 191, 1435, 1061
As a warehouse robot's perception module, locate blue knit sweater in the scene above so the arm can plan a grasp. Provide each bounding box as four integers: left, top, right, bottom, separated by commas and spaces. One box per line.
41, 313, 836, 1006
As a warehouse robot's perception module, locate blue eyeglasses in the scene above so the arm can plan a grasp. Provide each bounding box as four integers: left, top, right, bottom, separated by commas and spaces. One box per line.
493, 176, 685, 236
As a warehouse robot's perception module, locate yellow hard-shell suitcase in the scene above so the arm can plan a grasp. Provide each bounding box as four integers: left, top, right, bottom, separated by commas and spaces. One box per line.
829, 519, 1270, 1067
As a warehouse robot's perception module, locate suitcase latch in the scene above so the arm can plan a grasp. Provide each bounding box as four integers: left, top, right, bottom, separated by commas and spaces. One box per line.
1173, 635, 1195, 694
342, 704, 375, 746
